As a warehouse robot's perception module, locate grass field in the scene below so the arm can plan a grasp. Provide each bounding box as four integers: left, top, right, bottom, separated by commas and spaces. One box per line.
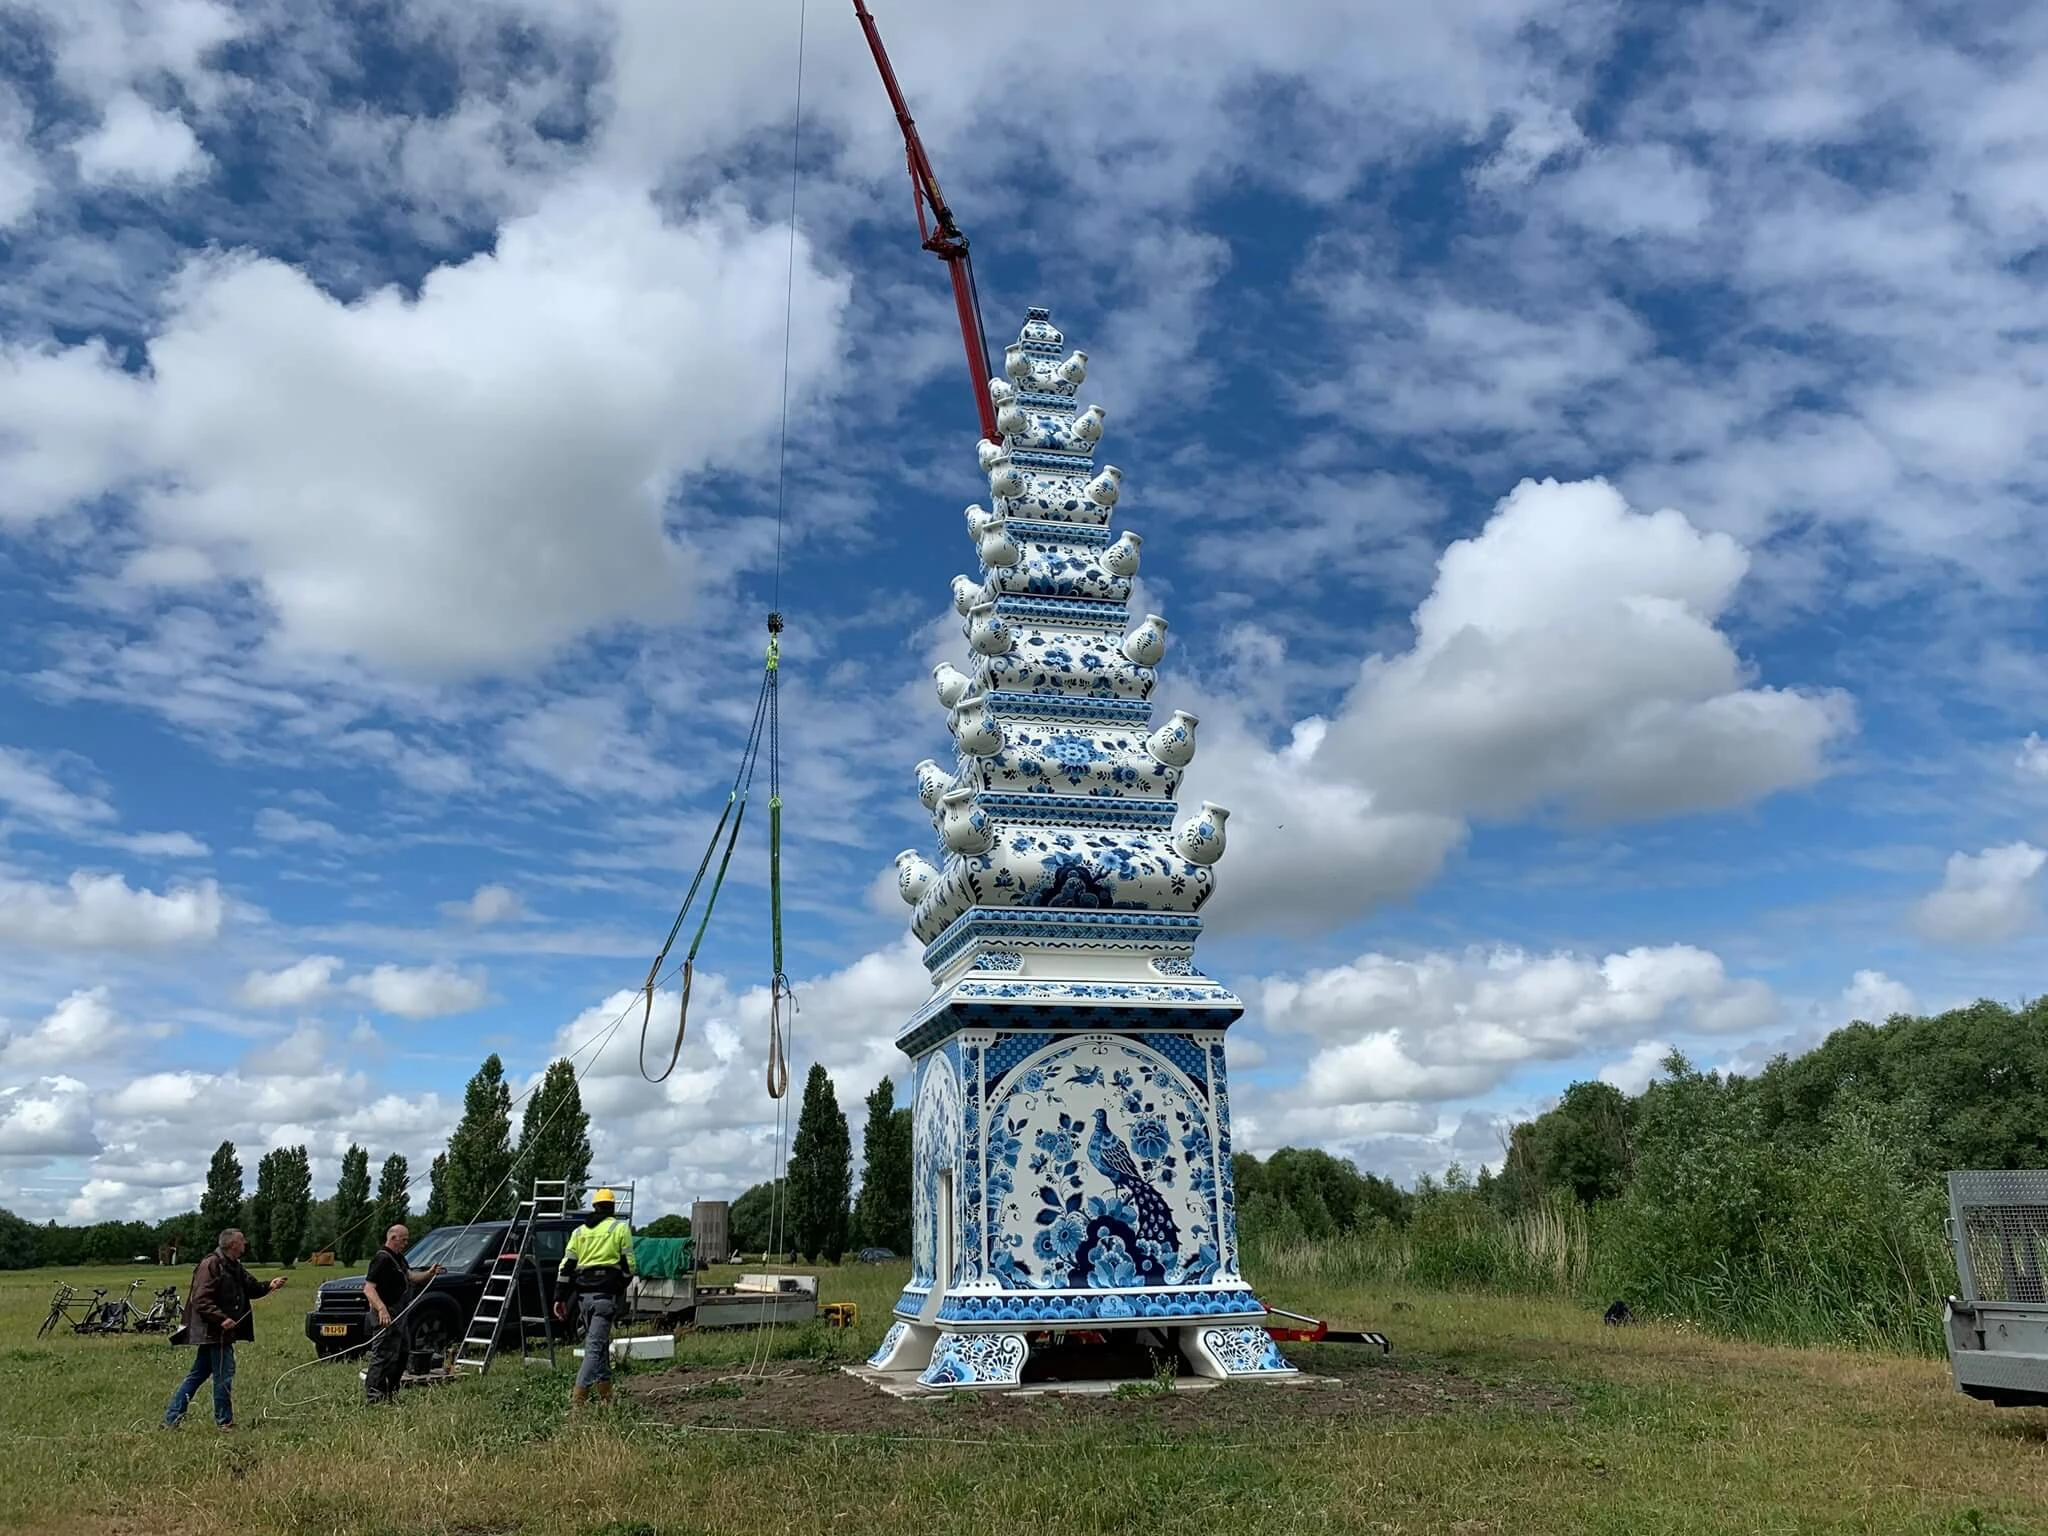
2, 1259, 2044, 1535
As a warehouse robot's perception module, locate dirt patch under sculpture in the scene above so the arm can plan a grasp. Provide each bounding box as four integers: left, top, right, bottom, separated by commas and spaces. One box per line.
628, 1347, 1573, 1439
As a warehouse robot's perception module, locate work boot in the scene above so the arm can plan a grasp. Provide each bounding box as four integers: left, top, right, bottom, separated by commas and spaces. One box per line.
569, 1387, 589, 1411
595, 1382, 614, 1405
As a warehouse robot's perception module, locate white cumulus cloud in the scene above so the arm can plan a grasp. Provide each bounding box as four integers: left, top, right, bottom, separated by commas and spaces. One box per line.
441, 884, 525, 925
72, 91, 211, 187
346, 963, 489, 1020
0, 987, 124, 1068
1913, 843, 2045, 946
2018, 734, 2048, 782
1261, 942, 1777, 1119
1182, 713, 1465, 935
1314, 478, 1853, 823
0, 870, 223, 948
1598, 1039, 1674, 1095
0, 1075, 100, 1157
0, 181, 850, 679
238, 955, 343, 1010
555, 937, 928, 1214
1840, 968, 1916, 1024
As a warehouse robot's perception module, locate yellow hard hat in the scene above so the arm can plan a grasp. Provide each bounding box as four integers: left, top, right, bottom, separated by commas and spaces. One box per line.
592, 1188, 617, 1205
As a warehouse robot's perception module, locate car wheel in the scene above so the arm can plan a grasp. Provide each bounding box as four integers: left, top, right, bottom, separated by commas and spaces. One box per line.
405, 1300, 462, 1375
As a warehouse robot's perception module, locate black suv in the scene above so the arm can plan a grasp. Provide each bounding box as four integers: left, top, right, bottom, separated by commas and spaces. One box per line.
303, 1217, 582, 1368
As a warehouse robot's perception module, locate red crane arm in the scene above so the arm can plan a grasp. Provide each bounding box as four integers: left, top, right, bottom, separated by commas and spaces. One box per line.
850, 1, 1002, 445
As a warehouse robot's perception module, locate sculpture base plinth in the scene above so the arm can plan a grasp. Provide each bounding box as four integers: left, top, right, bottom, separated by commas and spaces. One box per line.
864, 1313, 1297, 1390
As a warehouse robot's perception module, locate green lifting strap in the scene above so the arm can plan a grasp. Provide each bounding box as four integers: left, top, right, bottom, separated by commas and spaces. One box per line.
767, 794, 789, 1100
764, 613, 790, 1101
637, 629, 776, 1086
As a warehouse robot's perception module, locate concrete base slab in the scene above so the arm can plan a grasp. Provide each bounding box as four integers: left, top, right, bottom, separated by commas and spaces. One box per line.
840, 1362, 1337, 1399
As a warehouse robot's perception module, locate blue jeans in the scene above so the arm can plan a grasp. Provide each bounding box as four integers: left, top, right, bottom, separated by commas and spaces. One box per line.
575, 1296, 616, 1389
164, 1343, 235, 1426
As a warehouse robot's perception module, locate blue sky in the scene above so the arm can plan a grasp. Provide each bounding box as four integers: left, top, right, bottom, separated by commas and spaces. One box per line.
2, 0, 2045, 1223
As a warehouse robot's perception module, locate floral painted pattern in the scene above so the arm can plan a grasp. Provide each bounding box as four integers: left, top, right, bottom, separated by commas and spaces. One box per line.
982, 1037, 1219, 1293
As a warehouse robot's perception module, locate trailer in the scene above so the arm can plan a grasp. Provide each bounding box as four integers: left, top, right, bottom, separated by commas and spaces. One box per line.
623, 1271, 819, 1331
1944, 1170, 2048, 1408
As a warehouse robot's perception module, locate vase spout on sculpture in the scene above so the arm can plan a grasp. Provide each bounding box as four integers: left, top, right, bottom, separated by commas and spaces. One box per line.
1085, 465, 1122, 509
933, 663, 974, 710
977, 517, 1021, 569
914, 758, 950, 811
966, 602, 1013, 657
1146, 709, 1199, 769
1122, 613, 1169, 667
1101, 530, 1142, 579
965, 504, 998, 540
984, 448, 1024, 499
951, 575, 985, 617
896, 849, 939, 906
1171, 801, 1230, 866
938, 785, 994, 855
952, 695, 1003, 757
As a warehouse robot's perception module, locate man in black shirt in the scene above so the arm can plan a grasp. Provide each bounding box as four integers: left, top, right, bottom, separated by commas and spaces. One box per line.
362, 1224, 440, 1404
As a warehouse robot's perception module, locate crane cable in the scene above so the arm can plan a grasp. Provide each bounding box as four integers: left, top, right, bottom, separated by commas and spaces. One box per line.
265, 0, 814, 1415
638, 0, 803, 1104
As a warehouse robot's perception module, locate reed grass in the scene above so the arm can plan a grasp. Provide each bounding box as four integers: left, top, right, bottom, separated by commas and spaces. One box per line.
1243, 1184, 1953, 1356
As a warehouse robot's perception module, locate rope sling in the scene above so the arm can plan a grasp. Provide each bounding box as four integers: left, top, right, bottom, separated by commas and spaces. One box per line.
638, 612, 790, 1100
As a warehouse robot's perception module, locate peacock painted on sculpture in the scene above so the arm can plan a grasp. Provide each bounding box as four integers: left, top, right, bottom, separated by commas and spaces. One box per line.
1087, 1107, 1179, 1253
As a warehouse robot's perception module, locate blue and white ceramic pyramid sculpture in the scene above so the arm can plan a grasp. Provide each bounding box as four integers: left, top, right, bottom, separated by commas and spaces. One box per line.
868, 307, 1294, 1388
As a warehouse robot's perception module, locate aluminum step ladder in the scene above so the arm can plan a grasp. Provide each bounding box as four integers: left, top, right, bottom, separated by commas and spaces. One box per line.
453, 1179, 566, 1376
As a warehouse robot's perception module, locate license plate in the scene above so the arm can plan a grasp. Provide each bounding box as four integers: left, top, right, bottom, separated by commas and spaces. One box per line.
321, 1324, 349, 1336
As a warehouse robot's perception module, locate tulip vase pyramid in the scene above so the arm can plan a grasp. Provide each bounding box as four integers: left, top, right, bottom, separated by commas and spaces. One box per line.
868, 307, 1294, 1389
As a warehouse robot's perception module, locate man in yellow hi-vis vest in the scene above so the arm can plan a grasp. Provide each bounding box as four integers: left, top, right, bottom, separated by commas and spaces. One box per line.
554, 1188, 635, 1407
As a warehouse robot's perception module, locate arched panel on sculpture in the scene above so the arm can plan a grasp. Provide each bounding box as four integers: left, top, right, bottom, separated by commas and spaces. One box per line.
909, 1047, 962, 1315
981, 1036, 1220, 1293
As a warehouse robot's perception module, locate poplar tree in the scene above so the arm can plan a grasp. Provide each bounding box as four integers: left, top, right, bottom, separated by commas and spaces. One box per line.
331, 1144, 373, 1263
785, 1064, 851, 1263
198, 1141, 243, 1245
271, 1145, 313, 1266
443, 1054, 515, 1221
422, 1153, 450, 1231
246, 1150, 279, 1264
516, 1058, 592, 1203
374, 1153, 410, 1236
851, 1077, 913, 1255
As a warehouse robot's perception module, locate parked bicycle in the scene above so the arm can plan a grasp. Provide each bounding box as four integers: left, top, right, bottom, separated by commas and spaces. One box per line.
95, 1279, 149, 1333
36, 1282, 83, 1338
71, 1282, 146, 1335
132, 1284, 181, 1333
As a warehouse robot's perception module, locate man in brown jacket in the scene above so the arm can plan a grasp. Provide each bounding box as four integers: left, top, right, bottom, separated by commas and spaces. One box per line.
161, 1228, 286, 1429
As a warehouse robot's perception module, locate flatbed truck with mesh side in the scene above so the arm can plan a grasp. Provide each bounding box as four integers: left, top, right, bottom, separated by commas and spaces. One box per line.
1944, 1170, 2048, 1408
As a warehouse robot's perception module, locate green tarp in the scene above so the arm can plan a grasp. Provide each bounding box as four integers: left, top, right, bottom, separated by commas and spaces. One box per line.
635, 1236, 693, 1280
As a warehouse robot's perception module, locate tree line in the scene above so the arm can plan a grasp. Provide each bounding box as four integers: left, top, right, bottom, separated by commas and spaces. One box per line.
728, 1067, 910, 1261
0, 1050, 915, 1269
0, 1051, 596, 1269
1238, 996, 2048, 1351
